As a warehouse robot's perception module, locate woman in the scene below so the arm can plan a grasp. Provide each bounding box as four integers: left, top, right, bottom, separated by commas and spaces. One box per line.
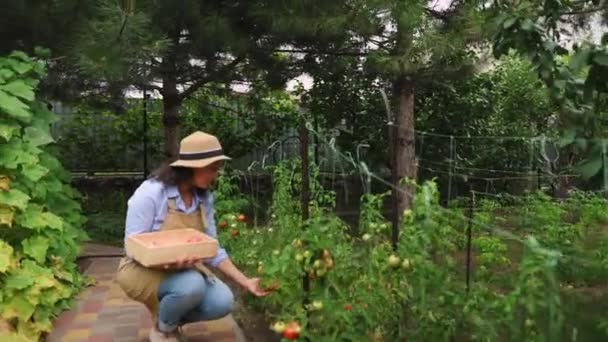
116, 131, 267, 342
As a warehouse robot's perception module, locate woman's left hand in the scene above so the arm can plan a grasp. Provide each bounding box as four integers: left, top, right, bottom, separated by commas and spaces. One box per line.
243, 277, 269, 297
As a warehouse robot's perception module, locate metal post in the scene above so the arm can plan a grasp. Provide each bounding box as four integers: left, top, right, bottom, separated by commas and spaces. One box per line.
313, 111, 319, 167
466, 188, 475, 293
143, 89, 150, 179
603, 139, 608, 195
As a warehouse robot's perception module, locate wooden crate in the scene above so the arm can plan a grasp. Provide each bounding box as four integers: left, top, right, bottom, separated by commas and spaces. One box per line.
126, 228, 218, 267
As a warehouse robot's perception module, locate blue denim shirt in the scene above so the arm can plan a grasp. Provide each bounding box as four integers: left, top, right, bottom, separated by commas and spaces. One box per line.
124, 179, 229, 267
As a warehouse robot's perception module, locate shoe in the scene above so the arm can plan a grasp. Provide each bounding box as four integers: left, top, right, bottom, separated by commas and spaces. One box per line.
149, 326, 180, 342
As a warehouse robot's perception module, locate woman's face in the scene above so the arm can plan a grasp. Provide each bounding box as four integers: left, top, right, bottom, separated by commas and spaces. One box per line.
191, 161, 223, 188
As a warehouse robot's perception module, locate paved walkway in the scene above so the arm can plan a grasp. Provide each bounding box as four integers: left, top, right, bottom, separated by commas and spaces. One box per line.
47, 244, 245, 342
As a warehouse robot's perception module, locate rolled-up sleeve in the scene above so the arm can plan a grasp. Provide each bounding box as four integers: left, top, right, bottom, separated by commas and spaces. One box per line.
203, 193, 229, 267
124, 186, 157, 243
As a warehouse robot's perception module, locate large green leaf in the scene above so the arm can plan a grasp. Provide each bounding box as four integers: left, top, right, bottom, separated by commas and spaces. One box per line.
0, 241, 14, 273
0, 90, 30, 122
44, 212, 64, 230
22, 236, 49, 263
0, 205, 15, 227
0, 121, 17, 141
0, 147, 20, 169
0, 81, 34, 101
4, 272, 35, 290
2, 296, 35, 321
0, 189, 30, 210
7, 58, 33, 75
0, 68, 15, 82
15, 205, 46, 230
21, 164, 49, 182
0, 141, 39, 169
23, 127, 54, 147
576, 156, 603, 179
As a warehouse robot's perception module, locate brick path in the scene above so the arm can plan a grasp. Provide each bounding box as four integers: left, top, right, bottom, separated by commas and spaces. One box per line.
47, 244, 245, 342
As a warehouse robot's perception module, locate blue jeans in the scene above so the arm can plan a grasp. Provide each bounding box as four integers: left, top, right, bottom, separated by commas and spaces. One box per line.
157, 269, 234, 333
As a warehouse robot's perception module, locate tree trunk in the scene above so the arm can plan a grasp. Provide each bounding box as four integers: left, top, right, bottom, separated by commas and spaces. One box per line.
390, 78, 417, 248
161, 49, 181, 160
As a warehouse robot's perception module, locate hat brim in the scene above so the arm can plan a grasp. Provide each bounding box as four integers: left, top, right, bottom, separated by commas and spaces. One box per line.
170, 155, 231, 168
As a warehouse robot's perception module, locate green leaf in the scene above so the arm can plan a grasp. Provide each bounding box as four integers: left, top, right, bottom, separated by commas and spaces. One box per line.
16, 205, 46, 230
44, 212, 64, 230
0, 81, 34, 101
24, 127, 54, 147
21, 164, 49, 182
22, 236, 49, 263
9, 51, 30, 62
0, 205, 15, 227
0, 122, 17, 141
0, 189, 30, 210
0, 241, 14, 273
0, 90, 30, 122
593, 52, 608, 66
576, 157, 603, 179
521, 19, 534, 31
0, 68, 15, 81
569, 49, 591, 71
503, 17, 517, 29
0, 141, 40, 169
559, 129, 576, 147
7, 59, 33, 75
4, 296, 35, 321
4, 272, 35, 290
0, 145, 19, 169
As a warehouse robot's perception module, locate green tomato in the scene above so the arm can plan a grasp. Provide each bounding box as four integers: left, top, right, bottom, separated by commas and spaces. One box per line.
312, 300, 323, 310
401, 258, 412, 270
388, 255, 400, 268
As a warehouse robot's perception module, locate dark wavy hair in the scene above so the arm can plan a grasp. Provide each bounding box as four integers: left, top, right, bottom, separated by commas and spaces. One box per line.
149, 161, 193, 186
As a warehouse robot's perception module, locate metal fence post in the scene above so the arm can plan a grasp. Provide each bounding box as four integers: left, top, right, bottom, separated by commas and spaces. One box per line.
143, 90, 150, 179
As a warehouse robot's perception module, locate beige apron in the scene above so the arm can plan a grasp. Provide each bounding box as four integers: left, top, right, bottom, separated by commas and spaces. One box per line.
116, 198, 215, 316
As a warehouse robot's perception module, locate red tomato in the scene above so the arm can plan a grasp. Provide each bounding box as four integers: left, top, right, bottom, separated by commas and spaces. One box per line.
283, 322, 301, 340
218, 221, 228, 229
237, 214, 246, 222
230, 229, 239, 237
283, 328, 299, 340
344, 304, 353, 311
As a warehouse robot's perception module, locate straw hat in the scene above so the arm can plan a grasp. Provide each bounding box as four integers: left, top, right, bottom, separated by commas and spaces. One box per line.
170, 131, 231, 168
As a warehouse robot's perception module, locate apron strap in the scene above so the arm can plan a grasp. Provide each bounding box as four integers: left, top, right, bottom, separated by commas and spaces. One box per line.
199, 204, 207, 228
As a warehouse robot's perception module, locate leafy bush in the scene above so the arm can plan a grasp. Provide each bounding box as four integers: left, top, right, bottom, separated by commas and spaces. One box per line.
217, 159, 608, 341
0, 51, 87, 341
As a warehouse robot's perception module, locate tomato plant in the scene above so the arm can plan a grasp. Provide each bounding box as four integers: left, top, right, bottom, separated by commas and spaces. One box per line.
217, 159, 608, 341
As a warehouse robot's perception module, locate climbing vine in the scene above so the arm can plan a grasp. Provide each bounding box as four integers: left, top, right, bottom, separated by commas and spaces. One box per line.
0, 51, 87, 341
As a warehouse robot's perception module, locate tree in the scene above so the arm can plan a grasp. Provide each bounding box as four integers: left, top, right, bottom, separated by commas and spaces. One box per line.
491, 0, 608, 184
256, 0, 487, 241
72, 0, 300, 158
364, 1, 486, 242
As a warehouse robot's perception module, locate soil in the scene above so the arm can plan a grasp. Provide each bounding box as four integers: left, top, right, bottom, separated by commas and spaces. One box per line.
222, 277, 281, 342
